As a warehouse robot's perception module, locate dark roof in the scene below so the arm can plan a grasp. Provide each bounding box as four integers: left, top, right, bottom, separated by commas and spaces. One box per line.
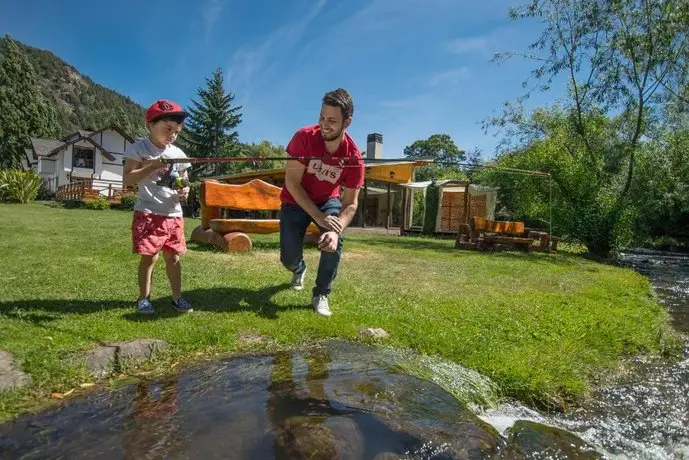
61, 130, 94, 142
44, 136, 116, 162
30, 138, 65, 159
82, 137, 116, 162
89, 125, 136, 144
31, 125, 133, 163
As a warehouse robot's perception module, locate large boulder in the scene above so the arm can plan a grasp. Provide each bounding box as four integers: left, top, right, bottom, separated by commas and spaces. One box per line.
81, 339, 169, 378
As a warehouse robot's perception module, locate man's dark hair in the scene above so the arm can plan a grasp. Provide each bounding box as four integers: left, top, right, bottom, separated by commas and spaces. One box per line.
322, 88, 354, 119
150, 113, 187, 125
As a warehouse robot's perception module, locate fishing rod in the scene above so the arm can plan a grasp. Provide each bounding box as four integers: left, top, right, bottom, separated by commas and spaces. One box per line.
160, 156, 435, 165
160, 156, 551, 176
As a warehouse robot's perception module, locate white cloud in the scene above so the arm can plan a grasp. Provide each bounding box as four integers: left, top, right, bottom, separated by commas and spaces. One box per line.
334, 0, 421, 35
226, 0, 327, 101
202, 0, 226, 41
429, 67, 470, 87
445, 36, 489, 55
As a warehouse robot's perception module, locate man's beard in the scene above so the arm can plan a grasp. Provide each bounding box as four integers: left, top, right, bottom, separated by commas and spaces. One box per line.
321, 127, 343, 142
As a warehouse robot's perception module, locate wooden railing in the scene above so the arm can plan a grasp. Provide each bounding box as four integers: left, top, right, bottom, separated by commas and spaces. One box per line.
56, 179, 135, 203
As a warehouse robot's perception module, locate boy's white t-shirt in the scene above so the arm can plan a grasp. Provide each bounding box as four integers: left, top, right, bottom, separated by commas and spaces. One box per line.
124, 138, 192, 217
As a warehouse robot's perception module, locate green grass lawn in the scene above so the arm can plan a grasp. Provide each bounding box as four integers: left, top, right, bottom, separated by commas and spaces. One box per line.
0, 202, 680, 421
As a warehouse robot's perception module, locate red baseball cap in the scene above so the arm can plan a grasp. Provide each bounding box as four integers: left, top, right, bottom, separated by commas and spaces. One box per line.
145, 99, 188, 123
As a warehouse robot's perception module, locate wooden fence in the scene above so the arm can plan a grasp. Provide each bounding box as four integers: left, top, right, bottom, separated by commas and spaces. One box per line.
56, 180, 135, 203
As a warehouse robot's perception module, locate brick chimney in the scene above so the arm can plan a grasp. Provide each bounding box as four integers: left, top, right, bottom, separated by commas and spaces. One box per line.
366, 133, 383, 160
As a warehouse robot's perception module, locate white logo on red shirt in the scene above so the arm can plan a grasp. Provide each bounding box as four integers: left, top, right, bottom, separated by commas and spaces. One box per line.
307, 160, 342, 184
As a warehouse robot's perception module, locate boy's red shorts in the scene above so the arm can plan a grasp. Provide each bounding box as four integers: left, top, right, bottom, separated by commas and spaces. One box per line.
131, 211, 186, 256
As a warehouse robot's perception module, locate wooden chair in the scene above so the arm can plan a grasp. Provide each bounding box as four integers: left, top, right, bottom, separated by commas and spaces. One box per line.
191, 179, 320, 253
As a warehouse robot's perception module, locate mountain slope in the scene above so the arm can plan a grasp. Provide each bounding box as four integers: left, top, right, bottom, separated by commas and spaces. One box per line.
0, 37, 146, 138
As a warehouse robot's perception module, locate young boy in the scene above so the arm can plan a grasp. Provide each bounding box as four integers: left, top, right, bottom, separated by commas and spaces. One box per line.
123, 99, 193, 315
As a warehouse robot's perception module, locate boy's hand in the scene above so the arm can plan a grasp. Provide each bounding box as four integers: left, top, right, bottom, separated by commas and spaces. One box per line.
143, 158, 166, 169
317, 231, 339, 252
177, 186, 190, 202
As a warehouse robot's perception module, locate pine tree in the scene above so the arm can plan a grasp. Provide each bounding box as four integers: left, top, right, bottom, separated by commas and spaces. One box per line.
0, 35, 59, 169
180, 67, 242, 179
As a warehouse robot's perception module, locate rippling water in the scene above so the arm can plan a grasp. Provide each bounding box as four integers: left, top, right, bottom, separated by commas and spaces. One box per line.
0, 341, 505, 459
479, 249, 689, 459
1, 250, 687, 459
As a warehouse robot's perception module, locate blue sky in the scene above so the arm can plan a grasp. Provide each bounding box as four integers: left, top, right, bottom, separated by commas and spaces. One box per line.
0, 0, 567, 159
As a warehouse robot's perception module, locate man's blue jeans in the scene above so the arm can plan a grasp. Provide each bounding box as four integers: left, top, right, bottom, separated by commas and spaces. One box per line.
279, 198, 343, 297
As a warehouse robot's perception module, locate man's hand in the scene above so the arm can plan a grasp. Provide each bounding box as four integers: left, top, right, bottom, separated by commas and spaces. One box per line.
317, 231, 339, 252
324, 215, 343, 234
314, 214, 343, 234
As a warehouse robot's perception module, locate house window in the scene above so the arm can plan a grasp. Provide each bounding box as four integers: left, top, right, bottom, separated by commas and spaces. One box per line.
73, 147, 95, 169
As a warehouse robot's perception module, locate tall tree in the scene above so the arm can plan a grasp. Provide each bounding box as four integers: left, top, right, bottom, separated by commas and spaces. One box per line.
180, 67, 242, 179
0, 35, 59, 169
484, 0, 689, 256
109, 106, 134, 137
238, 140, 287, 172
403, 134, 466, 181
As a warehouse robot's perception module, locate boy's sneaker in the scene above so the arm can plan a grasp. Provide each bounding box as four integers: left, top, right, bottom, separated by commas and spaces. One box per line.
312, 295, 332, 317
291, 269, 306, 291
136, 298, 154, 315
172, 297, 193, 313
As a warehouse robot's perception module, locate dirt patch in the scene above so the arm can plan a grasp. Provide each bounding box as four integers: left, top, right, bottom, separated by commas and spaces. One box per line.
251, 251, 280, 262
341, 251, 370, 261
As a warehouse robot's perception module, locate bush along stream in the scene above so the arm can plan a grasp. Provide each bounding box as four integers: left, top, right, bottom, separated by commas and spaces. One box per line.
0, 249, 687, 459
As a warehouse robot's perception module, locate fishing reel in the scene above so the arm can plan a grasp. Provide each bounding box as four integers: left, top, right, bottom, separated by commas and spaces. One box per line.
156, 165, 190, 190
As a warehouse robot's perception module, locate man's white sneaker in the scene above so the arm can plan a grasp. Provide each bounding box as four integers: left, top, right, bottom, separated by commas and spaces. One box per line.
291, 269, 306, 290
312, 295, 332, 317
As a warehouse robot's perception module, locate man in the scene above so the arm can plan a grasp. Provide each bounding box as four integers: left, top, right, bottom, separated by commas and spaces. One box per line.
279, 88, 365, 317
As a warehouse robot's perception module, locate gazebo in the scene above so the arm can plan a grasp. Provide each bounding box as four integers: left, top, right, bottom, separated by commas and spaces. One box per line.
399, 179, 499, 235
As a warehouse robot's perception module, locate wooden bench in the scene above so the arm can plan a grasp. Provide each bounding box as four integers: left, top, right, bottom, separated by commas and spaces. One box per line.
455, 216, 533, 252
455, 216, 559, 252
190, 179, 320, 253
523, 227, 560, 252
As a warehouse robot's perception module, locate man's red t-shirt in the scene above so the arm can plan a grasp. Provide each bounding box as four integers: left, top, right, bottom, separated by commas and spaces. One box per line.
280, 125, 365, 205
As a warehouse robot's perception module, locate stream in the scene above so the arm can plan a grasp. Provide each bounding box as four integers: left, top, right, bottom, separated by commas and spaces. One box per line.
478, 249, 689, 459
0, 249, 687, 459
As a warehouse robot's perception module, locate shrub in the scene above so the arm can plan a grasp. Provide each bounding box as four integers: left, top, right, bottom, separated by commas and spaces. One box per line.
0, 170, 43, 203
37, 181, 55, 201
82, 196, 111, 210
422, 182, 440, 235
119, 193, 137, 210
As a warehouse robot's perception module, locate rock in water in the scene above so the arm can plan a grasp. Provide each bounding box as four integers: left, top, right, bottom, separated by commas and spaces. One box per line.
502, 420, 605, 459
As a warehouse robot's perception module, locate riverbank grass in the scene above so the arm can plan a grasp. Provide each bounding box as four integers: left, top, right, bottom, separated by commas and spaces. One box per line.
0, 202, 679, 421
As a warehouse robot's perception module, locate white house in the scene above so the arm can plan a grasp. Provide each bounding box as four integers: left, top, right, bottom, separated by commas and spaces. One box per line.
22, 125, 135, 194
